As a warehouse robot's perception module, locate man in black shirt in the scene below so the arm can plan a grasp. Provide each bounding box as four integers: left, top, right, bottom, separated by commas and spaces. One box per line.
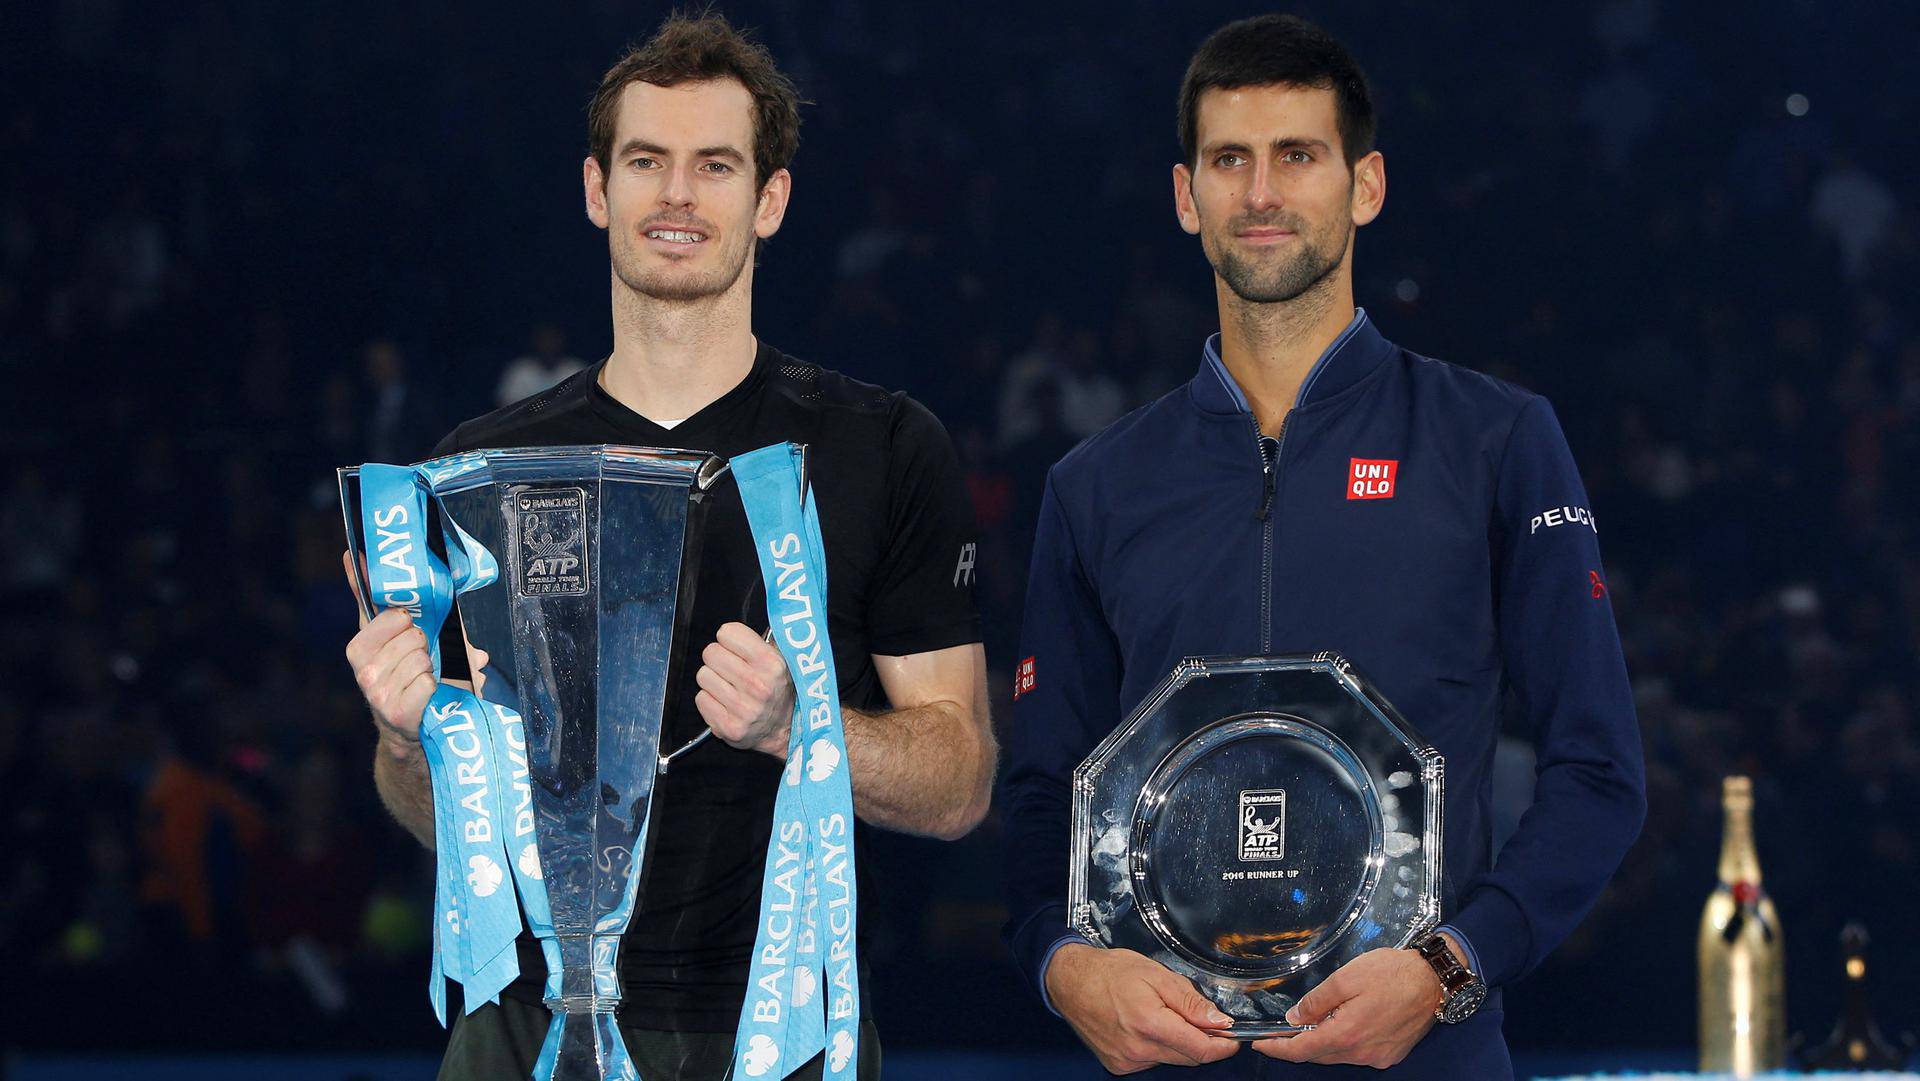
342, 14, 993, 1080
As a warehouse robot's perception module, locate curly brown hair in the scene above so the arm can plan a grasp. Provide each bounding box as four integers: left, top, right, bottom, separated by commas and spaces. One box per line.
586, 10, 802, 188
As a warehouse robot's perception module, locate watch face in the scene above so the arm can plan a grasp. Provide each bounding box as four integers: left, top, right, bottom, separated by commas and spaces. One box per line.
1441, 979, 1487, 1024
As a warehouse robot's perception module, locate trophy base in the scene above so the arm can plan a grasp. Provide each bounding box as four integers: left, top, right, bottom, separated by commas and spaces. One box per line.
1222, 1021, 1315, 1041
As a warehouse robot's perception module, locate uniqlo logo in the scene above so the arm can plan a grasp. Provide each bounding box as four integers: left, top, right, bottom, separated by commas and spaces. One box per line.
1014, 657, 1037, 700
1347, 458, 1399, 500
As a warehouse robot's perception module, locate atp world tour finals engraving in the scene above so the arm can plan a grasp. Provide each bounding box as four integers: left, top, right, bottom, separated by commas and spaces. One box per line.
1070, 653, 1443, 1039
514, 487, 590, 597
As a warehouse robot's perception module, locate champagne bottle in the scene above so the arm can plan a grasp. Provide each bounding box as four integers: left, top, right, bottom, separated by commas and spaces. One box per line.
1802, 923, 1907, 1069
1699, 775, 1785, 1076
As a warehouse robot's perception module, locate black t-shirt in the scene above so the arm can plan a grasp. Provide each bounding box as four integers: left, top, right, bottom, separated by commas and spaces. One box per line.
430, 342, 981, 1030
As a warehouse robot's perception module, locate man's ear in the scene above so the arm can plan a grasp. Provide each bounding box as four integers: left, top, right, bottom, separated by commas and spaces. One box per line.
1350, 150, 1385, 228
583, 155, 610, 229
1172, 163, 1201, 236
754, 167, 792, 240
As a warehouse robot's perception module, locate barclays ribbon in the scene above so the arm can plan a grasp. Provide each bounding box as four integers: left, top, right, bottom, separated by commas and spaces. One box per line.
485, 700, 552, 935
428, 455, 555, 985
438, 492, 552, 1006
358, 463, 524, 1018
730, 443, 862, 1081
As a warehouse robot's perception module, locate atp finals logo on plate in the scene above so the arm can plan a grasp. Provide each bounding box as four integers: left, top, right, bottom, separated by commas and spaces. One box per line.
1238, 789, 1287, 861
512, 487, 589, 597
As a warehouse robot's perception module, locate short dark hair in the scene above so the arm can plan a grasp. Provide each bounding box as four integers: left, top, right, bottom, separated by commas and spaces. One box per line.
1178, 15, 1375, 168
586, 11, 802, 188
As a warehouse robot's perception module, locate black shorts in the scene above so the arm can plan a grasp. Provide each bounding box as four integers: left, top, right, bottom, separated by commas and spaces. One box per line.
438, 997, 883, 1081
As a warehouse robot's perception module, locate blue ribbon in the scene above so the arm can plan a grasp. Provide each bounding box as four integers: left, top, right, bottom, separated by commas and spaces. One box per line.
358, 463, 525, 1020
730, 443, 863, 1081
421, 453, 557, 1010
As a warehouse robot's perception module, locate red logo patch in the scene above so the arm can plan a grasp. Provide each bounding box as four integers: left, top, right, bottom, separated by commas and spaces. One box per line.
1014, 657, 1037, 700
1347, 458, 1399, 500
1590, 571, 1607, 599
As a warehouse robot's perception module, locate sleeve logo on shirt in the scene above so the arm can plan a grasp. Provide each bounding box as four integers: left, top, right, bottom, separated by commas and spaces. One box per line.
1014, 656, 1037, 700
1590, 570, 1607, 599
1347, 458, 1399, 500
1530, 505, 1597, 535
953, 542, 976, 587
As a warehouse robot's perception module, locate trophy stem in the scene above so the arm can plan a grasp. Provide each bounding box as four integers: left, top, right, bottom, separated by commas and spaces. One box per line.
536, 933, 638, 1081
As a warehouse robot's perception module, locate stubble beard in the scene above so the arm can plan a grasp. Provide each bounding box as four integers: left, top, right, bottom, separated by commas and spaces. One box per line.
1208, 215, 1351, 306
609, 220, 754, 304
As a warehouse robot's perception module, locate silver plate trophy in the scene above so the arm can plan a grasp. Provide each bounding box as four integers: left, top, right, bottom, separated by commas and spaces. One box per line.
341, 445, 732, 1079
1070, 653, 1443, 1039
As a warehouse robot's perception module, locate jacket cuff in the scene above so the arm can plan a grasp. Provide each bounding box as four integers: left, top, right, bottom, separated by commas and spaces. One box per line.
1446, 886, 1532, 988
1433, 923, 1483, 980
1037, 933, 1092, 1016
1009, 902, 1074, 1001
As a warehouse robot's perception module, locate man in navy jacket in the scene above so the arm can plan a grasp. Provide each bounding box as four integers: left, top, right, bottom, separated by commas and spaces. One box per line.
1002, 15, 1646, 1078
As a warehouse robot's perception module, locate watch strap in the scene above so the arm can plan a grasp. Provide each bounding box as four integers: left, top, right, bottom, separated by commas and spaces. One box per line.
1415, 932, 1486, 1024
1416, 932, 1473, 997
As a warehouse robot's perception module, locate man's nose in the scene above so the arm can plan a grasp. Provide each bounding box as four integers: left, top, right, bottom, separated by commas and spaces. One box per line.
1243, 158, 1281, 211
658, 161, 697, 209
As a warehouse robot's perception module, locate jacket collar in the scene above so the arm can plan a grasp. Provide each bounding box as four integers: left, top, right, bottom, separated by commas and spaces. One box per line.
1192, 307, 1391, 417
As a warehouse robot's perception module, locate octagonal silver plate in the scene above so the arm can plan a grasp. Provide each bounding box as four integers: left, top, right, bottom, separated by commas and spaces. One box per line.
1070, 652, 1443, 1039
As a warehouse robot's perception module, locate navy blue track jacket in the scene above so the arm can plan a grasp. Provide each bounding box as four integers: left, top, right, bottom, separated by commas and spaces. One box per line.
1002, 310, 1646, 1076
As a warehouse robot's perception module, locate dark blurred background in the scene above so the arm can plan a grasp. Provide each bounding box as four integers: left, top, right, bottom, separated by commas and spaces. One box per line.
4, 0, 1918, 1076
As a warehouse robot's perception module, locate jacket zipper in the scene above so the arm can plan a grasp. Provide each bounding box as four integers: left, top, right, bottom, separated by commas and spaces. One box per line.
1252, 413, 1290, 654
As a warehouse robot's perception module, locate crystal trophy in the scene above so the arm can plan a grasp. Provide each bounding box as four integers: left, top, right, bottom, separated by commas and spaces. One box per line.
342, 445, 728, 1079
1070, 652, 1443, 1039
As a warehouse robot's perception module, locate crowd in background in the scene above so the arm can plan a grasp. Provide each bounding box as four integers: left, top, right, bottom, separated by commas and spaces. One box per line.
3, 0, 1917, 1057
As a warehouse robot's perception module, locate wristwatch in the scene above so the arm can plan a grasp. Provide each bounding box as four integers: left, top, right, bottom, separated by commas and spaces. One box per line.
1414, 932, 1487, 1024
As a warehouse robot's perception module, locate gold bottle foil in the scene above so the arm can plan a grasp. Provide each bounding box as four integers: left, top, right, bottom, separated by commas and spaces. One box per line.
1698, 775, 1785, 1077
